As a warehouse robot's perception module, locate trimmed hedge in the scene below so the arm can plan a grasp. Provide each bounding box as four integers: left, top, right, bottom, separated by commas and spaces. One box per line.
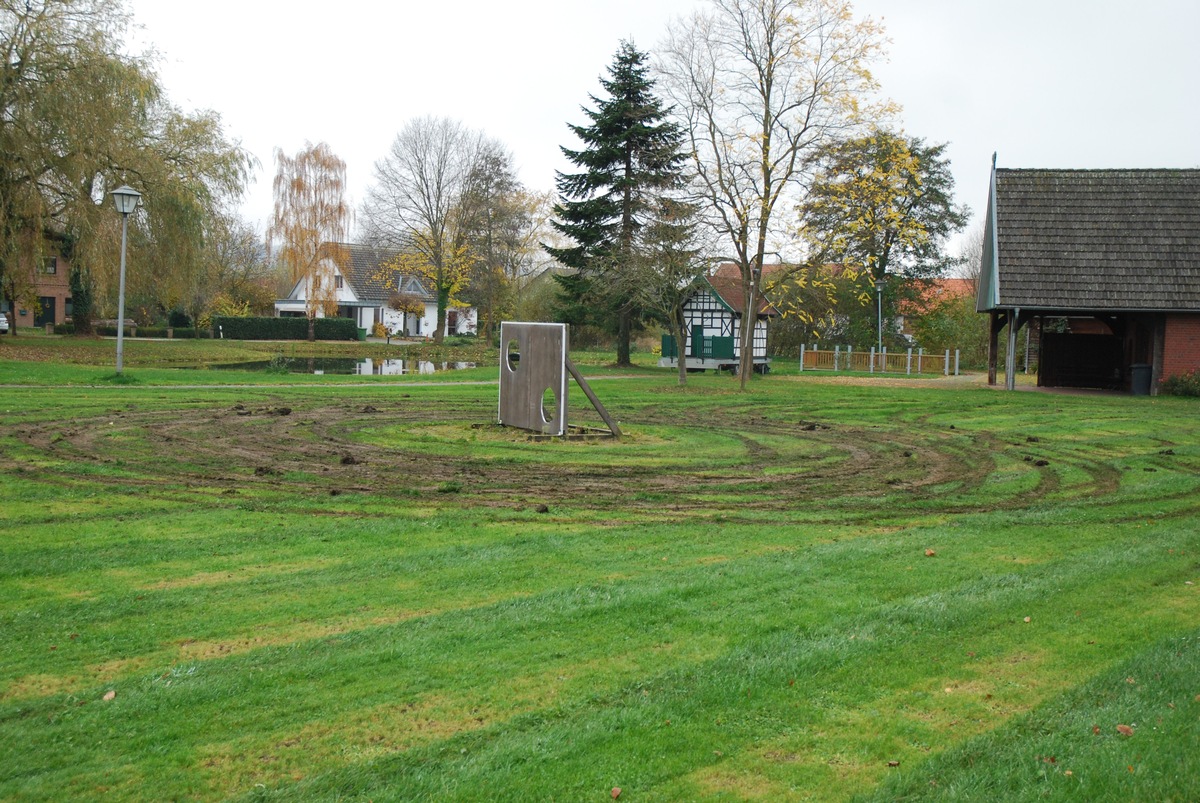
212, 316, 358, 341
71, 324, 212, 338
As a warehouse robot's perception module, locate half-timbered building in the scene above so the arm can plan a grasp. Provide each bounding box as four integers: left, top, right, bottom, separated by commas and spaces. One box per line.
660, 262, 779, 373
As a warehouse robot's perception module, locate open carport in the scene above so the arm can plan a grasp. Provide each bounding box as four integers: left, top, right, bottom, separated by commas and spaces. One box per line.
977, 165, 1200, 394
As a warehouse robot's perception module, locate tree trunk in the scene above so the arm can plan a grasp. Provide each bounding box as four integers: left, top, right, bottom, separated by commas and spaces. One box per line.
434, 287, 449, 344
616, 309, 632, 367
672, 317, 688, 386
307, 315, 315, 342
3, 291, 14, 337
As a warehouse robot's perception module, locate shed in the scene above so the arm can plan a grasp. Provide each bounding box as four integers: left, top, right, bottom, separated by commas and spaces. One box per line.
659, 262, 779, 373
977, 164, 1200, 394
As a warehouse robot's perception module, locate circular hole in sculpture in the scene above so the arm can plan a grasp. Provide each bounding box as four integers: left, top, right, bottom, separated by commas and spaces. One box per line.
541, 387, 557, 424
506, 339, 520, 372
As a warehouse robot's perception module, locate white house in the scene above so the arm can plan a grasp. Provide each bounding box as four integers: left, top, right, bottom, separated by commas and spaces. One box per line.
658, 262, 778, 373
274, 243, 477, 337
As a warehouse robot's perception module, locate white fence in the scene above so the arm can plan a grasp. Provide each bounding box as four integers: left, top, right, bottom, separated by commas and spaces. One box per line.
798, 346, 960, 376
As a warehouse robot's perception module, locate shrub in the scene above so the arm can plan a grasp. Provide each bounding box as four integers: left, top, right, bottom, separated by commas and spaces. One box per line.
54, 323, 75, 335
372, 322, 387, 338
1161, 369, 1200, 397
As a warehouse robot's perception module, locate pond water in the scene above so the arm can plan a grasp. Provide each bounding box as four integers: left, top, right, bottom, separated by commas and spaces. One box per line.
202, 358, 478, 375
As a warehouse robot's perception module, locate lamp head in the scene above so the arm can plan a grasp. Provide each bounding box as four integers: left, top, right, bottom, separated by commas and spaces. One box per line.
110, 185, 142, 216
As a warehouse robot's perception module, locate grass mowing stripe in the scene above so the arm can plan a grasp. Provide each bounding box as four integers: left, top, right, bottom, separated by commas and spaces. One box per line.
858, 630, 1200, 802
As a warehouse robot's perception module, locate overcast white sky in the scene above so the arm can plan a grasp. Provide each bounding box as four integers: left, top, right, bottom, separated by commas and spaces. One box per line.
128, 0, 1199, 250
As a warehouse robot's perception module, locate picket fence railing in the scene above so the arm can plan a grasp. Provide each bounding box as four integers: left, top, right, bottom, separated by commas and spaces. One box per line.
798, 346, 960, 376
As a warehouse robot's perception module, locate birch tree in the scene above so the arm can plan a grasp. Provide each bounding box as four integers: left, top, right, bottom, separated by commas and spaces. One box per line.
268, 142, 350, 341
659, 0, 887, 387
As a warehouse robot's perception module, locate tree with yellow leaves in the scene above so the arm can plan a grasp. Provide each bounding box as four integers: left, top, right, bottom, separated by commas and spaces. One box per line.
268, 143, 350, 341
791, 129, 968, 346
378, 235, 474, 339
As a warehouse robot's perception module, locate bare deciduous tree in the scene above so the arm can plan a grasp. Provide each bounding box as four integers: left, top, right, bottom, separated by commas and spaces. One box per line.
630, 197, 709, 386
362, 117, 487, 344
658, 0, 888, 387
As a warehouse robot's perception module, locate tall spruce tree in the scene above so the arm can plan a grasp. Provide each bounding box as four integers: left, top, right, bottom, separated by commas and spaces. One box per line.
547, 41, 685, 366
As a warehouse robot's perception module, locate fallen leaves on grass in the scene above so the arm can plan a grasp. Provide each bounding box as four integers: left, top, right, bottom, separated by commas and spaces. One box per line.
925, 549, 936, 557
1116, 724, 1134, 736
102, 690, 116, 701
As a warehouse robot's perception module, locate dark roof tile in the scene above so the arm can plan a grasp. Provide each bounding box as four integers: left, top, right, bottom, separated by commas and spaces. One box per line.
320, 243, 433, 304
993, 169, 1200, 311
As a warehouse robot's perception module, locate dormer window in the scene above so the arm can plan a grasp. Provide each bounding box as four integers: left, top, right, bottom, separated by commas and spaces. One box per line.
335, 275, 344, 289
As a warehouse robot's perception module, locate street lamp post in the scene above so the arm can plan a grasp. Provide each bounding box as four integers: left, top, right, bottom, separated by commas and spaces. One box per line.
109, 185, 141, 375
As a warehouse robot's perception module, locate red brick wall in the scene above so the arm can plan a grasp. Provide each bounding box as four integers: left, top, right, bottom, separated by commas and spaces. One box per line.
12, 253, 71, 327
1162, 314, 1200, 379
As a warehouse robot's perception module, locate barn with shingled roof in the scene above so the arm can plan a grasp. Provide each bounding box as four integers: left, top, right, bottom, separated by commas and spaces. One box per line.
977, 164, 1200, 395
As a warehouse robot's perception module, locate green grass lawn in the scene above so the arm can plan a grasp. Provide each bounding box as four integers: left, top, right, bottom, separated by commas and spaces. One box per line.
1, 337, 1197, 801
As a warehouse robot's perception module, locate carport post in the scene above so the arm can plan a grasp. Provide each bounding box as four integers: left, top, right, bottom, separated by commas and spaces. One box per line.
1005, 307, 1021, 390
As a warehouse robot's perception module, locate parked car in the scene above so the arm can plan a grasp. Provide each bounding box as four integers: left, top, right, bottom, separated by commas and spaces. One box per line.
0, 312, 9, 334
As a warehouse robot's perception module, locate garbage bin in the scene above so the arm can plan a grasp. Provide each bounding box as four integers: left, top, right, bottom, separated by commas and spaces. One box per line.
1130, 363, 1151, 396
356, 327, 368, 342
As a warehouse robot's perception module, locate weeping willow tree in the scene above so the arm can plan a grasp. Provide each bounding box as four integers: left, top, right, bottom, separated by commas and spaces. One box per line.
0, 0, 253, 333
268, 142, 350, 341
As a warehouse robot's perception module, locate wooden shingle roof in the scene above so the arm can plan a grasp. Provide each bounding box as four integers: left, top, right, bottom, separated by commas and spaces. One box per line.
981, 168, 1200, 312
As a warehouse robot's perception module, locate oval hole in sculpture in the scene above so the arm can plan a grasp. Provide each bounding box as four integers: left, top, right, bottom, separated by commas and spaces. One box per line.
506, 339, 520, 372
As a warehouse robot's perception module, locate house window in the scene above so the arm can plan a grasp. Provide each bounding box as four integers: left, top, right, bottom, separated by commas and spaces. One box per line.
335, 275, 344, 289
41, 257, 57, 274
